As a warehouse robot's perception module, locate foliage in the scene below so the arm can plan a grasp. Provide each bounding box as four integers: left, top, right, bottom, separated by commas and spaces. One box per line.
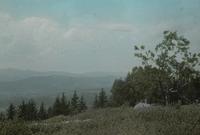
0, 91, 88, 122
52, 96, 62, 116
112, 31, 200, 106
134, 31, 200, 103
70, 91, 79, 114
78, 96, 87, 112
38, 102, 48, 120
6, 104, 16, 120
0, 113, 5, 121
50, 92, 87, 116
93, 89, 108, 108
0, 121, 32, 135
17, 99, 38, 121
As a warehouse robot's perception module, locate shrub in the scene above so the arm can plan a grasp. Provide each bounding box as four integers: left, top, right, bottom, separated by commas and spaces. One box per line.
0, 121, 32, 135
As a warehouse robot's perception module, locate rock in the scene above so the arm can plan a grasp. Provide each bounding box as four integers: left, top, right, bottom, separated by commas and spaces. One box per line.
133, 102, 151, 110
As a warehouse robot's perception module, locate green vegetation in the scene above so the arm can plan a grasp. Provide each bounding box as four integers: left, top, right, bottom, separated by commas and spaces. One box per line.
0, 92, 87, 122
93, 89, 109, 108
0, 121, 32, 135
1, 105, 200, 135
112, 31, 200, 106
6, 104, 16, 120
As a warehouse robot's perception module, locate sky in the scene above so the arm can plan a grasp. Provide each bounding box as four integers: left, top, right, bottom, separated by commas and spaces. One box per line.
0, 0, 200, 73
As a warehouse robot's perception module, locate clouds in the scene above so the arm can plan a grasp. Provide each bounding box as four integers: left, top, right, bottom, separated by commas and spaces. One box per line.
0, 13, 135, 71
0, 14, 64, 69
0, 11, 199, 72
0, 14, 58, 55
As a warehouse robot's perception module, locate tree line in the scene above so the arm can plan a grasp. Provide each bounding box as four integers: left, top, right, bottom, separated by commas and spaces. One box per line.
0, 89, 110, 121
0, 91, 88, 121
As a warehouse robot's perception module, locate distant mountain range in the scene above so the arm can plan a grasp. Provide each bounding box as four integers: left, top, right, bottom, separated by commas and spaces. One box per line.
0, 68, 126, 93
0, 68, 125, 110
0, 68, 125, 82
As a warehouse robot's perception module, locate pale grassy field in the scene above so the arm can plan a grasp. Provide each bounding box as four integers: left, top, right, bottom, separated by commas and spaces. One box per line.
27, 105, 200, 135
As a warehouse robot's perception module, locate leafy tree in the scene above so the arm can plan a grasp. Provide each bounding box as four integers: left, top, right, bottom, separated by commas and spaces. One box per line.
112, 67, 161, 106
134, 31, 200, 104
111, 79, 127, 106
6, 103, 16, 120
107, 95, 115, 107
111, 31, 200, 106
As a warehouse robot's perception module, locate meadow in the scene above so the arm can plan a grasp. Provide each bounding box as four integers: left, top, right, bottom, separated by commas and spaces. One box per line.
1, 105, 200, 135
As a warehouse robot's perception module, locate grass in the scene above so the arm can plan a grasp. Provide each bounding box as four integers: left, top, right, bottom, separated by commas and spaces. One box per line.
28, 105, 200, 135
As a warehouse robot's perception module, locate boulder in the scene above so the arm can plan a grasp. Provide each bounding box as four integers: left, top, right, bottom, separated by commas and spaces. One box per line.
133, 102, 151, 110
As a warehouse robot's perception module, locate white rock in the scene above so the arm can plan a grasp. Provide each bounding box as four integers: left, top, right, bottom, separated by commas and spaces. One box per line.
133, 102, 151, 110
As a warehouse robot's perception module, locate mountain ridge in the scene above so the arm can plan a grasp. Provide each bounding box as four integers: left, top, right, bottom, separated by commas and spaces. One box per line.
0, 68, 125, 82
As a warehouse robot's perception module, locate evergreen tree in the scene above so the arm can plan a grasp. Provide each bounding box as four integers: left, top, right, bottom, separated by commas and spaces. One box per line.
71, 91, 79, 113
6, 103, 16, 120
52, 96, 61, 116
60, 93, 70, 115
38, 102, 47, 120
27, 99, 38, 121
98, 89, 108, 108
47, 106, 53, 118
18, 100, 26, 120
61, 93, 66, 106
78, 96, 87, 112
0, 112, 5, 121
93, 94, 99, 108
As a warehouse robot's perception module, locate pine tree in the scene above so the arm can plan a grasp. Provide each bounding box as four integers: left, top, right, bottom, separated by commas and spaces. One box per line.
47, 106, 53, 118
6, 103, 16, 120
18, 100, 26, 120
0, 112, 5, 121
98, 88, 107, 108
38, 102, 47, 120
78, 96, 87, 112
61, 93, 66, 106
93, 94, 99, 108
52, 96, 61, 116
60, 93, 70, 115
71, 91, 79, 114
27, 99, 38, 121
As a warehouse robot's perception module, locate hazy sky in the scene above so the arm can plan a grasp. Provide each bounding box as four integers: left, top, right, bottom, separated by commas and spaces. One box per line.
0, 0, 200, 73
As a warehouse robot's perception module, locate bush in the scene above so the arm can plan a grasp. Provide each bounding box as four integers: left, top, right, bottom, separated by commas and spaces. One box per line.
0, 121, 32, 135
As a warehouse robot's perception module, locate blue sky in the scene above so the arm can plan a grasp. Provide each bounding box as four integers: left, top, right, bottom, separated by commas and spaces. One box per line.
0, 0, 199, 73
1, 0, 200, 23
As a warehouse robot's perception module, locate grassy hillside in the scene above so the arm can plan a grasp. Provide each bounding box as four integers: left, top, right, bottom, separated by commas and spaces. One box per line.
3, 105, 199, 135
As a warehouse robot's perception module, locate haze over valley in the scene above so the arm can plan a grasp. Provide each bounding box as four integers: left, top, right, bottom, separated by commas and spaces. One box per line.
0, 68, 124, 110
